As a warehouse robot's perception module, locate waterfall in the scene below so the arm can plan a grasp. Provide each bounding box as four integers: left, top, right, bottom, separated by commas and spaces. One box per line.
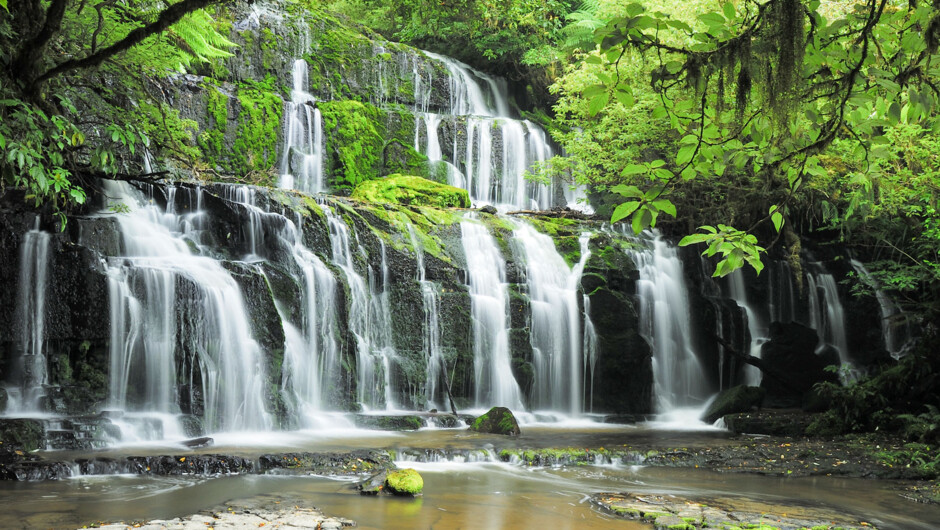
6, 218, 51, 413
280, 59, 326, 194
407, 225, 447, 411
414, 52, 558, 210
320, 204, 396, 410
627, 234, 708, 411
805, 261, 850, 364
220, 186, 343, 421
512, 221, 592, 415
103, 181, 272, 434
460, 217, 524, 410
849, 259, 912, 359
725, 269, 769, 386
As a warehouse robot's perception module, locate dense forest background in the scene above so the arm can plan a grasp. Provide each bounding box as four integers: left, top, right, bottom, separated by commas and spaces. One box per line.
1, 0, 939, 442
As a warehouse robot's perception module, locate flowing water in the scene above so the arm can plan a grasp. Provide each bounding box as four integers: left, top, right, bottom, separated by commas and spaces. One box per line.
460, 216, 525, 410
4, 218, 51, 414
849, 258, 912, 359
102, 181, 272, 436
280, 59, 326, 194
3, 426, 939, 529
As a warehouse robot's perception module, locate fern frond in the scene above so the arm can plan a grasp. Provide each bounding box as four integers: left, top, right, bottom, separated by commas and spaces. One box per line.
168, 10, 236, 65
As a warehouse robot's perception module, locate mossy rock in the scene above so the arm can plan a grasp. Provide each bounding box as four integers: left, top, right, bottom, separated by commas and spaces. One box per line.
385, 468, 424, 495
0, 419, 44, 452
352, 174, 470, 209
469, 406, 521, 436
701, 385, 766, 424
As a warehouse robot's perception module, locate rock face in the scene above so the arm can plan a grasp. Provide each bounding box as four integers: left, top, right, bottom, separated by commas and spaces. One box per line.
701, 385, 765, 424
760, 321, 840, 407
469, 406, 521, 436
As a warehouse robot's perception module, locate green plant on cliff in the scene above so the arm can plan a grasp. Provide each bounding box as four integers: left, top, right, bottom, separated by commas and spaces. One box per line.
0, 0, 234, 221
320, 100, 386, 189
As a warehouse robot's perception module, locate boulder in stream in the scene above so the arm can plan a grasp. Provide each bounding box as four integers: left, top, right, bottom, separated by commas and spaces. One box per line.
385, 468, 424, 496
469, 406, 520, 436
701, 385, 765, 424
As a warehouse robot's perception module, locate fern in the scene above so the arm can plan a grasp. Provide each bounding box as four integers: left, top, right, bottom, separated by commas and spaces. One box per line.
168, 10, 236, 68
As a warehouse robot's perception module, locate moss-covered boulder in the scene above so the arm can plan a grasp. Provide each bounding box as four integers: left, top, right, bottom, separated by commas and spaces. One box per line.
469, 406, 521, 436
0, 419, 44, 452
385, 468, 424, 495
352, 175, 470, 209
701, 385, 765, 424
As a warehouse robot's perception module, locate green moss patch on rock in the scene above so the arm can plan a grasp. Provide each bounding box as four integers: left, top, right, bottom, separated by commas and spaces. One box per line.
385, 468, 424, 495
352, 174, 470, 209
469, 406, 521, 436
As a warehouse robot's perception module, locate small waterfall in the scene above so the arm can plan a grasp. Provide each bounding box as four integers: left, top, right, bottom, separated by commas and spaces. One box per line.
628, 234, 708, 411
582, 294, 599, 413
459, 217, 524, 410
6, 218, 52, 413
280, 59, 326, 194
414, 52, 557, 210
104, 181, 272, 434
805, 261, 850, 364
725, 269, 769, 386
407, 225, 447, 411
320, 204, 396, 410
849, 259, 912, 359
512, 221, 592, 415
221, 186, 343, 421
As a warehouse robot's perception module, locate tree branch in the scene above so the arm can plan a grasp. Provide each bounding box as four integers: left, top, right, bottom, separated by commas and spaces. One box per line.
30, 0, 223, 91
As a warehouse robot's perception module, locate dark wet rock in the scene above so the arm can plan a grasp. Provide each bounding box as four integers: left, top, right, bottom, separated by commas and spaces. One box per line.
358, 469, 388, 495
354, 414, 426, 431
0, 388, 6, 413
602, 414, 649, 424
469, 406, 520, 436
479, 204, 498, 215
592, 492, 872, 530
723, 410, 815, 437
258, 450, 392, 476
701, 385, 765, 424
427, 413, 469, 428
760, 321, 839, 408
0, 419, 44, 452
178, 414, 205, 438
181, 436, 213, 449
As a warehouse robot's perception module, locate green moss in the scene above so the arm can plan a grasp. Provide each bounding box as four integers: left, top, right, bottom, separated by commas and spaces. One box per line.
197, 82, 229, 166
385, 468, 424, 495
320, 100, 385, 189
139, 101, 202, 161
352, 174, 470, 208
233, 77, 283, 177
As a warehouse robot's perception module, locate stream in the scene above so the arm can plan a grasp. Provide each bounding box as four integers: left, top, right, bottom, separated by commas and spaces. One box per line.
3, 421, 939, 529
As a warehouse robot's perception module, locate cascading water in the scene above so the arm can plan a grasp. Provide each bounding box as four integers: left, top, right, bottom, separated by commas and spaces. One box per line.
849, 259, 912, 359
5, 218, 51, 413
627, 234, 708, 411
320, 204, 396, 410
413, 52, 557, 210
459, 217, 524, 410
220, 186, 343, 422
407, 225, 448, 411
805, 261, 850, 364
103, 181, 272, 435
725, 269, 769, 386
280, 59, 326, 195
512, 221, 592, 415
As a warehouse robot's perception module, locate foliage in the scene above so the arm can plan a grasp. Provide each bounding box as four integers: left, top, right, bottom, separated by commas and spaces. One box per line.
0, 0, 234, 224
563, 0, 940, 284
319, 100, 386, 189
351, 174, 470, 208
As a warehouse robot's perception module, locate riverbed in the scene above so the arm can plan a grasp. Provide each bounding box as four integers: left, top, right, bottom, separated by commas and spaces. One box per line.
2, 419, 939, 529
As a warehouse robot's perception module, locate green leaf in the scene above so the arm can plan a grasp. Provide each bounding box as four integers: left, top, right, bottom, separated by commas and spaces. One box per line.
614, 87, 635, 107
698, 12, 726, 27
770, 206, 783, 232
679, 233, 712, 246
583, 84, 606, 99
888, 101, 901, 123
676, 145, 695, 166
722, 2, 735, 20
611, 183, 645, 198
620, 165, 647, 177
588, 92, 610, 117
611, 200, 641, 223
631, 207, 651, 234
652, 199, 676, 217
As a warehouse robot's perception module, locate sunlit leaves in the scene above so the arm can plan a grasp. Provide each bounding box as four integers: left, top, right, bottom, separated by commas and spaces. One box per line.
679, 224, 765, 276
610, 182, 677, 234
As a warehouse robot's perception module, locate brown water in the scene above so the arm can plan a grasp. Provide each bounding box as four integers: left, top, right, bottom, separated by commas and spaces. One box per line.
3, 424, 939, 529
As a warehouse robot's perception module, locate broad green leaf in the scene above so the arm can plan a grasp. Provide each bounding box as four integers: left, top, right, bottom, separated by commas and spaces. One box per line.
611, 183, 645, 198
631, 207, 651, 235
722, 2, 735, 20
678, 233, 712, 246
614, 87, 635, 107
611, 200, 641, 223
588, 92, 609, 117
583, 84, 606, 99
620, 164, 647, 177
676, 145, 695, 166
770, 206, 783, 232
652, 199, 676, 217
